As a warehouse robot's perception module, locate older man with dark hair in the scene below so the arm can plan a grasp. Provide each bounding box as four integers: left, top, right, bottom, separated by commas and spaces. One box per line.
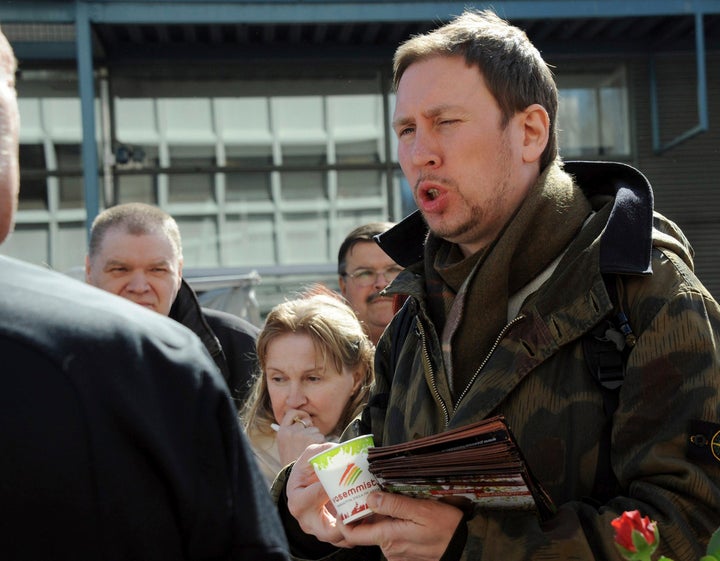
86, 202, 259, 408
337, 221, 402, 345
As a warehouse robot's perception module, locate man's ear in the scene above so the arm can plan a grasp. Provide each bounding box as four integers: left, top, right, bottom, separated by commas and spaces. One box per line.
84, 254, 92, 282
520, 104, 550, 164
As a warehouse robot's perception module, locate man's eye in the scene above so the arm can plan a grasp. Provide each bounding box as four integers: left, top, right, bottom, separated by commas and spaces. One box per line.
355, 270, 374, 280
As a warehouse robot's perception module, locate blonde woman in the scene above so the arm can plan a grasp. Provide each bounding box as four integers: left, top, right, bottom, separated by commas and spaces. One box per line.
241, 287, 374, 486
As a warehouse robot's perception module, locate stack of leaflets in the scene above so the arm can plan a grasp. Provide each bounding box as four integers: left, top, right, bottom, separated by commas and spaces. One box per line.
366, 415, 555, 520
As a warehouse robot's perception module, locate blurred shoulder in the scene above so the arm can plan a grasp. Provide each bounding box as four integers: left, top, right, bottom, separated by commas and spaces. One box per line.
0, 256, 212, 368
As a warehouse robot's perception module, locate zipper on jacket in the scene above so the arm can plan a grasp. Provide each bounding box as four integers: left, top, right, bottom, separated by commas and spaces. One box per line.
450, 314, 526, 425
416, 319, 451, 426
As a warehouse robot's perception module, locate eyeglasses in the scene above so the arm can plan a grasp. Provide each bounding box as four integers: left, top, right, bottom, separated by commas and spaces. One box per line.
342, 266, 404, 287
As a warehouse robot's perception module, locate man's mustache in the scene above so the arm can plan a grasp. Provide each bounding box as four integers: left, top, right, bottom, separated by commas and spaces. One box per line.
367, 292, 392, 305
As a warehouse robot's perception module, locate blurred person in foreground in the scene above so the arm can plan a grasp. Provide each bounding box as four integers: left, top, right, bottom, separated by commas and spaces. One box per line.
276, 9, 720, 561
337, 222, 402, 345
0, 29, 289, 561
241, 286, 374, 487
85, 202, 259, 408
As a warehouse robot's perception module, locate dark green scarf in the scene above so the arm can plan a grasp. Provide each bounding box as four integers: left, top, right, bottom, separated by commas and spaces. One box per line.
424, 163, 592, 402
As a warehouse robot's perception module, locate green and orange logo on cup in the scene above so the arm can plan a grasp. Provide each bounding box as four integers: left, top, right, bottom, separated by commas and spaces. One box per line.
339, 463, 364, 486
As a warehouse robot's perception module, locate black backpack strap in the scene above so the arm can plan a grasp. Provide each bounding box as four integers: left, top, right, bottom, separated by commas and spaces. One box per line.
583, 275, 636, 391
583, 274, 636, 503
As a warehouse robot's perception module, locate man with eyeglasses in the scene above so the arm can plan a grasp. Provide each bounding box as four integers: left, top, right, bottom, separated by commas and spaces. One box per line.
338, 222, 402, 345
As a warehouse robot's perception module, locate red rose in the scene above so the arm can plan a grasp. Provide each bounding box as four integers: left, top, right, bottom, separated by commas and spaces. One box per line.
611, 510, 656, 552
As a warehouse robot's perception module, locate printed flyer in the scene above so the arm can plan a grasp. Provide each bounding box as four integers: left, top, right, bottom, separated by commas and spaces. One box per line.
367, 415, 555, 519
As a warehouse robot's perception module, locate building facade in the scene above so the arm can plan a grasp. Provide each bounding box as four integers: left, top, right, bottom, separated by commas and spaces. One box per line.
1, 1, 719, 316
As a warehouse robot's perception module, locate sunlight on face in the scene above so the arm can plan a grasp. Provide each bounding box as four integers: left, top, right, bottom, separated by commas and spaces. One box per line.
265, 332, 359, 436
338, 241, 400, 344
0, 32, 19, 245
393, 55, 527, 256
86, 227, 183, 316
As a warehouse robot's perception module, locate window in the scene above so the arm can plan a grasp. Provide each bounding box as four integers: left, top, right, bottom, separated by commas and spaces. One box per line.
56, 144, 84, 209
166, 145, 216, 204
12, 67, 398, 292
18, 144, 48, 210
225, 148, 273, 203
109, 75, 391, 269
557, 67, 630, 159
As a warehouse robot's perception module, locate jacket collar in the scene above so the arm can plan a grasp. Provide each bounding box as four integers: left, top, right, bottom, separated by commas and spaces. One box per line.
564, 160, 653, 276
169, 279, 224, 360
375, 160, 654, 277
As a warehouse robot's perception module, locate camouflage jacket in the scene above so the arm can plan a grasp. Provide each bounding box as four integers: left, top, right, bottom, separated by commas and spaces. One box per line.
280, 161, 720, 561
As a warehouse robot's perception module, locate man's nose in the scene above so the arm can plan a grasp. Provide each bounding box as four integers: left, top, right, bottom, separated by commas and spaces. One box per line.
411, 129, 441, 168
126, 271, 150, 292
373, 271, 389, 289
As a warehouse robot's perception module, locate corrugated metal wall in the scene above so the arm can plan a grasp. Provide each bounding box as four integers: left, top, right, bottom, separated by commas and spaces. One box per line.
631, 51, 720, 300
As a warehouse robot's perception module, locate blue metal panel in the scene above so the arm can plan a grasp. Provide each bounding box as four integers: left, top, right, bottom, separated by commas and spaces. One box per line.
83, 1, 720, 24
650, 11, 709, 154
1, 1, 719, 25
10, 42, 76, 60
75, 2, 101, 235
0, 1, 75, 22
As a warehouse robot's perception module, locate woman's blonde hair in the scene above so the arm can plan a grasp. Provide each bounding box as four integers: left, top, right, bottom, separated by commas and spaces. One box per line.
240, 285, 374, 437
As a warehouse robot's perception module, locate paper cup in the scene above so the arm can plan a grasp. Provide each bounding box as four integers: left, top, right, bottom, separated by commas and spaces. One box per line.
309, 434, 379, 524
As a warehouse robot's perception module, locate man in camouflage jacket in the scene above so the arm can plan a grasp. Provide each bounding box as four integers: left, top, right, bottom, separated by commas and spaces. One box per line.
278, 9, 720, 561
366, 162, 720, 560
